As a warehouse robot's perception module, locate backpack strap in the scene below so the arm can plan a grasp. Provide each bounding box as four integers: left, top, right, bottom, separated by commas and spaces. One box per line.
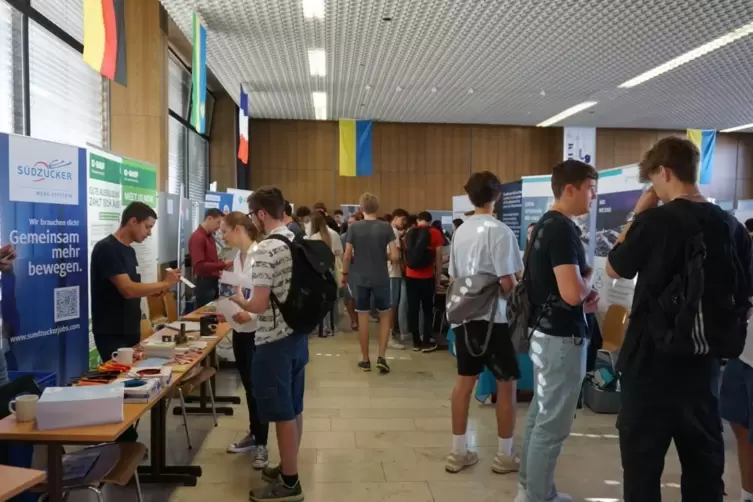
262, 233, 293, 329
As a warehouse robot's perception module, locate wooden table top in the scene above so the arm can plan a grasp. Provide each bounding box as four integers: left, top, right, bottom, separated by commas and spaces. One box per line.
181, 304, 220, 322
0, 322, 230, 444
0, 465, 46, 501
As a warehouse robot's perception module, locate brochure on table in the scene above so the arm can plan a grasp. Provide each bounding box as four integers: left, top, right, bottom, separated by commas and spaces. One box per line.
0, 133, 89, 384
592, 164, 644, 316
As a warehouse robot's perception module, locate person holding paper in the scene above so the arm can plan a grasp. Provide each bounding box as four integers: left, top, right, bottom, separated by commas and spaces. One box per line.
219, 211, 269, 469
189, 208, 233, 308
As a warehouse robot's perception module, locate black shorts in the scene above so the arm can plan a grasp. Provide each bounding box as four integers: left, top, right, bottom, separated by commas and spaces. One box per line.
455, 321, 520, 381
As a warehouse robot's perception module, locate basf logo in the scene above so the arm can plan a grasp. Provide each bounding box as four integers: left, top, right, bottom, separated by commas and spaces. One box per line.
8, 135, 79, 206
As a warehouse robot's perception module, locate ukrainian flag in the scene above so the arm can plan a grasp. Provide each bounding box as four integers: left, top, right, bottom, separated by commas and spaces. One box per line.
339, 119, 373, 177
686, 129, 716, 185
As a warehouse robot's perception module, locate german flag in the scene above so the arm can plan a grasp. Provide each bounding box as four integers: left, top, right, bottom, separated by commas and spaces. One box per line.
83, 0, 127, 86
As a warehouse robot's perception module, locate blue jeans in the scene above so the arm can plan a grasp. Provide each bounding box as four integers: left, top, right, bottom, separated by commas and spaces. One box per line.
519, 330, 589, 502
353, 284, 391, 313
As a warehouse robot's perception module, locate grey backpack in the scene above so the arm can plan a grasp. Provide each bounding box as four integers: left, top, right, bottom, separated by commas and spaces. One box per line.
446, 273, 501, 357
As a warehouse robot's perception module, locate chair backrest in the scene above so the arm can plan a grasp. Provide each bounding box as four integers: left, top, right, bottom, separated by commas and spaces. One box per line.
140, 318, 154, 341
146, 294, 167, 322
602, 304, 629, 348
164, 293, 179, 322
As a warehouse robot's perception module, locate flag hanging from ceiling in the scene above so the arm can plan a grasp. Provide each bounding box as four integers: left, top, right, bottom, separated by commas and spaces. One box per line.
237, 86, 249, 164
686, 129, 717, 185
83, 0, 127, 86
339, 120, 373, 177
191, 12, 207, 134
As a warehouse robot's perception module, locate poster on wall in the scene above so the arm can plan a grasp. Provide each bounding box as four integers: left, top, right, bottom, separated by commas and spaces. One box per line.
496, 181, 522, 244
227, 188, 253, 213
592, 164, 644, 314
564, 127, 596, 165
0, 133, 89, 384
520, 175, 554, 250
205, 191, 233, 214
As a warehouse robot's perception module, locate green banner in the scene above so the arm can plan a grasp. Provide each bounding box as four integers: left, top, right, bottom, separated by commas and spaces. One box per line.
121, 159, 158, 208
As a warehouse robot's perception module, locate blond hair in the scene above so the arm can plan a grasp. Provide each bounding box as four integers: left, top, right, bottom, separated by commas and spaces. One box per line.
359, 192, 380, 215
223, 211, 258, 241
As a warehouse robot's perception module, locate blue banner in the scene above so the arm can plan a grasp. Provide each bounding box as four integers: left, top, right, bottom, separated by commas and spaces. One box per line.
0, 134, 89, 384
204, 191, 234, 214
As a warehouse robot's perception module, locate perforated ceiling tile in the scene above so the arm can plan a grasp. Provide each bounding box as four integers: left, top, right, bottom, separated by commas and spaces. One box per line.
160, 0, 753, 129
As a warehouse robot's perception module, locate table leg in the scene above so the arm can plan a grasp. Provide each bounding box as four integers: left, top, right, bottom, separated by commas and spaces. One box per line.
176, 348, 238, 416
138, 396, 202, 486
46, 444, 64, 502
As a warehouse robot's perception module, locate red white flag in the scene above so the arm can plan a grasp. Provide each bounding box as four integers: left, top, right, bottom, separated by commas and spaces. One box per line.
237, 86, 249, 164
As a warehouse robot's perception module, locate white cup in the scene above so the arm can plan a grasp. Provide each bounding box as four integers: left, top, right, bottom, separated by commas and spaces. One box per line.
111, 347, 134, 365
9, 394, 38, 423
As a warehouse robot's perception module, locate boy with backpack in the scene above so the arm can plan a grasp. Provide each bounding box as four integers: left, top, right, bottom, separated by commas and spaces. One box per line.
606, 137, 753, 502
231, 186, 336, 502
404, 211, 444, 352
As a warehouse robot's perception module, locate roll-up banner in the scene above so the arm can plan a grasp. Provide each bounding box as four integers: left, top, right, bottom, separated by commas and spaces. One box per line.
497, 181, 523, 246
205, 191, 234, 214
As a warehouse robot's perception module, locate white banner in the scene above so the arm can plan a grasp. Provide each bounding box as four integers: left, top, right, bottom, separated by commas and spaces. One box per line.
227, 188, 253, 213
563, 127, 596, 166
451, 195, 473, 221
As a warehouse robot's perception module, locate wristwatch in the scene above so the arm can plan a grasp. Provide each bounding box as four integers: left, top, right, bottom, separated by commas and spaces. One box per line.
625, 211, 636, 224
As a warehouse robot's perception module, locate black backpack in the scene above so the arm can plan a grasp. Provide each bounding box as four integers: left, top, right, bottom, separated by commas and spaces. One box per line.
644, 205, 750, 358
266, 234, 338, 334
404, 227, 433, 269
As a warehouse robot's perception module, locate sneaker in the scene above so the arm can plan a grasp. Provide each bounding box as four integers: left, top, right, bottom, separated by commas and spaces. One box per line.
358, 360, 371, 372
252, 445, 269, 469
514, 485, 527, 502
412, 344, 422, 352
491, 452, 520, 474
444, 450, 479, 473
249, 480, 303, 502
226, 432, 257, 453
261, 464, 281, 484
422, 342, 438, 353
376, 357, 390, 374
388, 338, 405, 350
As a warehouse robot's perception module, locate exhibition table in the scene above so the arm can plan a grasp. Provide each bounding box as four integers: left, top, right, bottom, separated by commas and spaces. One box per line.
0, 465, 46, 501
0, 322, 231, 502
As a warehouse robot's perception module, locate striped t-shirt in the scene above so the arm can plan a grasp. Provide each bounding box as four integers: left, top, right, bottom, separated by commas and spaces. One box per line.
251, 225, 294, 345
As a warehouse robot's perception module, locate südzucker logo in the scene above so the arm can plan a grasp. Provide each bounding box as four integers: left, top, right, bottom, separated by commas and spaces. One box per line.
8, 135, 79, 206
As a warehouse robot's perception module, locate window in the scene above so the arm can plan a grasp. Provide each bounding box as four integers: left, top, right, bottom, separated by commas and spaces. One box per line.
168, 116, 186, 196
0, 3, 23, 135
187, 131, 207, 201
168, 53, 191, 119
32, 0, 84, 42
29, 20, 106, 148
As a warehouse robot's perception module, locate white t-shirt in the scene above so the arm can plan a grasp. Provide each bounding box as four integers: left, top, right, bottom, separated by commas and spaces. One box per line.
251, 225, 295, 345
308, 228, 343, 256
227, 243, 258, 333
448, 214, 523, 324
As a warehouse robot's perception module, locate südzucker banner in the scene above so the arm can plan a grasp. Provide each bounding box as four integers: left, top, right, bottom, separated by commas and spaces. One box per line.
0, 133, 89, 384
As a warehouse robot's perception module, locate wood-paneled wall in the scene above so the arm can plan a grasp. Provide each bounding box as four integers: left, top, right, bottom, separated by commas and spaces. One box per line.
244, 120, 753, 211
208, 93, 237, 190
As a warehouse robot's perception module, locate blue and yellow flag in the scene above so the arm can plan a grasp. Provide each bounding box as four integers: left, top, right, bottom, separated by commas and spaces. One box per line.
686, 129, 716, 185
339, 119, 373, 177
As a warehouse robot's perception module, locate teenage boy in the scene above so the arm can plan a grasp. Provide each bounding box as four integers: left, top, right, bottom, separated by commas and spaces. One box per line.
405, 211, 444, 352
517, 160, 598, 502
231, 187, 308, 502
607, 137, 752, 502
333, 209, 345, 231
283, 201, 304, 238
388, 208, 410, 349
342, 193, 400, 373
189, 208, 233, 308
446, 172, 523, 475
313, 202, 341, 233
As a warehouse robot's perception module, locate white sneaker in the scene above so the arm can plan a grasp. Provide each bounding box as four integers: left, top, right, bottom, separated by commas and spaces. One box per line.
388, 339, 406, 350
514, 484, 527, 502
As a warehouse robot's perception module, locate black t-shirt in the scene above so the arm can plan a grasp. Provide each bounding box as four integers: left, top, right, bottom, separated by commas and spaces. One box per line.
527, 211, 588, 338
90, 235, 141, 338
608, 199, 753, 403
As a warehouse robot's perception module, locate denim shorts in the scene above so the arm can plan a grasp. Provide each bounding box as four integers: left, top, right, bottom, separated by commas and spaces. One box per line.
389, 277, 402, 308
353, 284, 391, 313
720, 358, 753, 442
252, 334, 309, 423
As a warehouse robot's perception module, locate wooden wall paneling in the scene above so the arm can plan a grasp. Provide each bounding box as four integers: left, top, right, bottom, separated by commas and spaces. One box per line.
208, 93, 237, 190
735, 134, 753, 201
704, 133, 738, 202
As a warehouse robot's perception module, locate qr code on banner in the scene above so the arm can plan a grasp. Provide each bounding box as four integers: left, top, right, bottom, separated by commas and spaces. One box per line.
54, 286, 80, 322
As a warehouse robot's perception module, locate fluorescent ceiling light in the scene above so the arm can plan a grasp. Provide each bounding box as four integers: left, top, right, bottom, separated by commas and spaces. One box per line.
721, 122, 753, 133
537, 101, 598, 127
307, 49, 326, 77
302, 0, 325, 20
313, 92, 327, 120
619, 21, 753, 88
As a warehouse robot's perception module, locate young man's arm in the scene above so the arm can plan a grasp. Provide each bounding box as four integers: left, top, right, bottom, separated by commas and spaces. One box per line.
606, 214, 652, 281
493, 227, 523, 294
100, 244, 179, 299
549, 224, 592, 306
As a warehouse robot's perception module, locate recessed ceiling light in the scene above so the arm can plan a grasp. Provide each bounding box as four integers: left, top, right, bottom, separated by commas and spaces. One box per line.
431, 87, 437, 93
365, 85, 372, 91
467, 88, 474, 94
312, 92, 327, 120
307, 48, 326, 77
720, 122, 753, 133
396, 86, 402, 92
537, 101, 598, 127
619, 20, 753, 88
302, 0, 324, 20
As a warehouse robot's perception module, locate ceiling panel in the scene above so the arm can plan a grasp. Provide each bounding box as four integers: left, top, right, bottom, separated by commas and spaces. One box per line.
160, 0, 753, 130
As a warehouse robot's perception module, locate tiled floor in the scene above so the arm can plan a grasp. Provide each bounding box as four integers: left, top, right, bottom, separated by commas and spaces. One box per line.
72, 326, 741, 501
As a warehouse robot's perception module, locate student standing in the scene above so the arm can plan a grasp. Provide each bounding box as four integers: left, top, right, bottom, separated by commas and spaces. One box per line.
388, 209, 409, 350
404, 211, 444, 352
607, 138, 752, 502
188, 209, 232, 308
342, 193, 400, 373
221, 212, 269, 469
446, 172, 523, 475
283, 201, 304, 238
517, 160, 598, 502
313, 202, 341, 233
91, 202, 181, 361
308, 211, 343, 336
231, 187, 307, 502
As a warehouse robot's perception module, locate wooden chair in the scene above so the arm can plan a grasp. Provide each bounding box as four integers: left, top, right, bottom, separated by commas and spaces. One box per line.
34, 443, 121, 502
598, 304, 629, 372
164, 293, 179, 323
101, 443, 147, 502
166, 367, 218, 450
140, 318, 154, 341
146, 295, 168, 324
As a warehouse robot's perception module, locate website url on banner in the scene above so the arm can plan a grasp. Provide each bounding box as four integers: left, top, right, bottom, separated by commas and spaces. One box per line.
9, 324, 80, 343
